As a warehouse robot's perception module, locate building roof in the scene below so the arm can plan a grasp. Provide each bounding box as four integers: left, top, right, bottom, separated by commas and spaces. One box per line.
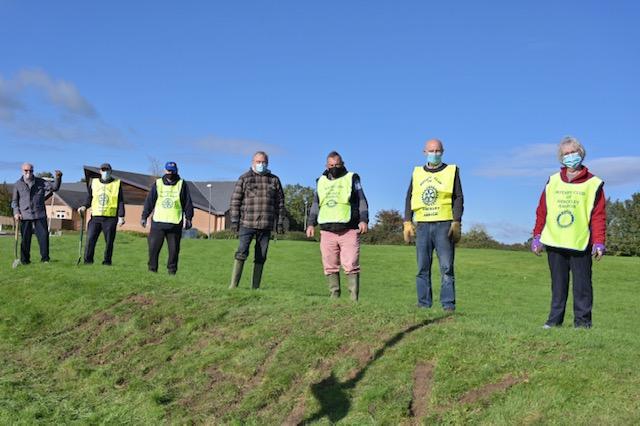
82, 166, 233, 214
191, 181, 236, 214
53, 189, 86, 209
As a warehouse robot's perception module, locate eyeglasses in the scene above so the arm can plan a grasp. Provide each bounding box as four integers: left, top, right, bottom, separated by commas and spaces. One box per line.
22, 169, 33, 173
327, 163, 344, 169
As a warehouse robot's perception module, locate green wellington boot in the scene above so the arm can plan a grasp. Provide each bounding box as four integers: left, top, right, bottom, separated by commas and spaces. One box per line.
347, 273, 360, 302
229, 259, 245, 289
326, 272, 340, 298
252, 263, 264, 289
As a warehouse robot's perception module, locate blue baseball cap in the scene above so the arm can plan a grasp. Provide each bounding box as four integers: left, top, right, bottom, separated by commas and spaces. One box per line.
164, 161, 178, 172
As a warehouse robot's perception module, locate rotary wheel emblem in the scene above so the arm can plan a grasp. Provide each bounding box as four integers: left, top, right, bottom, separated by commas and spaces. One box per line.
422, 186, 438, 205
326, 200, 337, 207
556, 210, 574, 228
162, 198, 174, 209
98, 193, 109, 206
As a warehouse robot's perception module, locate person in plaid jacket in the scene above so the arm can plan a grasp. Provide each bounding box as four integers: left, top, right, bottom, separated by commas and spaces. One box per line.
228, 151, 285, 289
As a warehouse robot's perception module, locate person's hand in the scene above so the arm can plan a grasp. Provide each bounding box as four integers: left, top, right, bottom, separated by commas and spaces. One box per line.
403, 221, 415, 243
358, 222, 368, 234
276, 223, 285, 235
14, 213, 21, 221
54, 170, 62, 178
184, 219, 192, 230
140, 219, 147, 228
77, 206, 87, 214
448, 221, 462, 244
231, 221, 240, 234
592, 243, 605, 261
531, 235, 543, 255
306, 225, 315, 238
117, 217, 125, 227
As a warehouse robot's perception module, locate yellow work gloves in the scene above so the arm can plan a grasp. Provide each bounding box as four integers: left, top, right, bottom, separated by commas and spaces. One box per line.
403, 221, 415, 243
448, 221, 462, 244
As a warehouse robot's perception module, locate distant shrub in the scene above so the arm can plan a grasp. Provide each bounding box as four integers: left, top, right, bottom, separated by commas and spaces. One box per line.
209, 230, 238, 240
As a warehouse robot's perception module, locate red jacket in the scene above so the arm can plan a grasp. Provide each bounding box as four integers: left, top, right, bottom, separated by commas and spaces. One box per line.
533, 166, 606, 245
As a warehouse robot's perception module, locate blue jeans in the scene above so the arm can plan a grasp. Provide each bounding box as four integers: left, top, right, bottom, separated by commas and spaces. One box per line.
415, 221, 455, 309
235, 227, 271, 264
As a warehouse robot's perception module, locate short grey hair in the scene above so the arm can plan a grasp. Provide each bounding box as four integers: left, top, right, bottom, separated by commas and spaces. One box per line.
557, 136, 586, 162
253, 151, 269, 163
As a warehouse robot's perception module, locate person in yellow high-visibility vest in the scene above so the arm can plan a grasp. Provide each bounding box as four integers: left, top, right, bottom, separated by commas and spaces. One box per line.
306, 151, 369, 301
141, 162, 194, 275
403, 139, 464, 311
77, 163, 125, 265
531, 137, 606, 329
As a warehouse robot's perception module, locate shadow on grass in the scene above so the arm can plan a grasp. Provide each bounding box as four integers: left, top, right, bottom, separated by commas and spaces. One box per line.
303, 315, 451, 424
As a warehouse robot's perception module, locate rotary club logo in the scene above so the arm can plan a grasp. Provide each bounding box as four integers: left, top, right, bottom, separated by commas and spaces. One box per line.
422, 186, 438, 205
98, 193, 109, 206
162, 198, 174, 209
556, 210, 574, 228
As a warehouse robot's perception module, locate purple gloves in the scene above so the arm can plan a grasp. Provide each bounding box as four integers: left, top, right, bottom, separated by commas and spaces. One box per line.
592, 243, 605, 260
531, 235, 543, 255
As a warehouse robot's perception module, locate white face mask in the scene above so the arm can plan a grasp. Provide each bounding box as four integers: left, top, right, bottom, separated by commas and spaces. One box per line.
101, 171, 111, 180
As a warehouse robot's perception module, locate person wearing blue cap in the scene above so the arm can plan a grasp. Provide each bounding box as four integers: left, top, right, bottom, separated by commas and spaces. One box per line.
141, 161, 194, 275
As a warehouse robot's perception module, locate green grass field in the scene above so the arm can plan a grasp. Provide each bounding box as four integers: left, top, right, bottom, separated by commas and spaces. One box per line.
1, 232, 639, 424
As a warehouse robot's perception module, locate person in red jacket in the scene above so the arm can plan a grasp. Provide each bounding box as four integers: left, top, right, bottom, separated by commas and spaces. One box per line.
531, 136, 606, 329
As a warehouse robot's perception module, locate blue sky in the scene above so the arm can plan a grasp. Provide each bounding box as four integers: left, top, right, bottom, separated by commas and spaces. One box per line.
1, 1, 639, 242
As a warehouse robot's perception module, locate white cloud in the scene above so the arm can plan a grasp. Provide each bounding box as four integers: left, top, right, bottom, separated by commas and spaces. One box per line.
0, 69, 129, 146
14, 69, 97, 117
192, 135, 284, 156
473, 143, 558, 178
588, 157, 640, 186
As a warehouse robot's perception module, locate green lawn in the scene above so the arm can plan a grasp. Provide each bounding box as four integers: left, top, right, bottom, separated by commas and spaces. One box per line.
1, 232, 639, 424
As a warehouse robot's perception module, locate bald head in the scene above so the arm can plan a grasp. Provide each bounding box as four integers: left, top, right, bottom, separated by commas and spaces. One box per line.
423, 139, 444, 154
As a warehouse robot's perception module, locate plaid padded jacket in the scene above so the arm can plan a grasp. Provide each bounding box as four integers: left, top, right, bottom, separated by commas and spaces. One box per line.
229, 169, 285, 231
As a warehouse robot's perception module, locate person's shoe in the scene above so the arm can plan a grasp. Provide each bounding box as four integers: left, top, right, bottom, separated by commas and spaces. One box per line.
148, 268, 157, 273
444, 307, 455, 313
229, 259, 245, 289
102, 260, 112, 266
168, 270, 176, 275
542, 323, 553, 329
84, 260, 94, 265
416, 304, 430, 309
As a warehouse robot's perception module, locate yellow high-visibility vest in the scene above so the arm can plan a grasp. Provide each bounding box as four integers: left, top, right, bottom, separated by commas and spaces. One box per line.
90, 178, 120, 217
540, 172, 602, 251
411, 165, 456, 222
153, 178, 183, 224
317, 172, 353, 224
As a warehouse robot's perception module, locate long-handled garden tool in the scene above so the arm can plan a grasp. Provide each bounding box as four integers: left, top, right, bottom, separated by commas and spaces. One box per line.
12, 218, 20, 269
76, 211, 86, 265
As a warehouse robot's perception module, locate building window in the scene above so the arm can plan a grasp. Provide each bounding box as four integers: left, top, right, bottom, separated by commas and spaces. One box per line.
55, 210, 67, 219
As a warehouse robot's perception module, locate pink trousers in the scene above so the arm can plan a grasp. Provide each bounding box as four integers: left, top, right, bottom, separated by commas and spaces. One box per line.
319, 229, 360, 275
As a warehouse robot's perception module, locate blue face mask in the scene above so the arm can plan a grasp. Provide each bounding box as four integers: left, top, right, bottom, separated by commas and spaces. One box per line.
100, 171, 111, 180
426, 153, 442, 165
255, 163, 267, 174
562, 152, 582, 169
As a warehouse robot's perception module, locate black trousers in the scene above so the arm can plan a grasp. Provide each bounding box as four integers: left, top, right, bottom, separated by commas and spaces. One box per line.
234, 226, 271, 264
84, 216, 118, 264
148, 224, 182, 273
546, 246, 593, 327
20, 218, 49, 263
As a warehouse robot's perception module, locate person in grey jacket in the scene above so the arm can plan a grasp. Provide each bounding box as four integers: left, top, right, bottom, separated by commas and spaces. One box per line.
11, 163, 62, 264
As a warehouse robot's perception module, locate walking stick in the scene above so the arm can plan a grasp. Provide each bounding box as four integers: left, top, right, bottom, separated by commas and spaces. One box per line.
12, 218, 20, 269
77, 211, 86, 265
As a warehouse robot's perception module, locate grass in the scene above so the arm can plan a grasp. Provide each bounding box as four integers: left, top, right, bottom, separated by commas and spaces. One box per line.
1, 232, 639, 424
